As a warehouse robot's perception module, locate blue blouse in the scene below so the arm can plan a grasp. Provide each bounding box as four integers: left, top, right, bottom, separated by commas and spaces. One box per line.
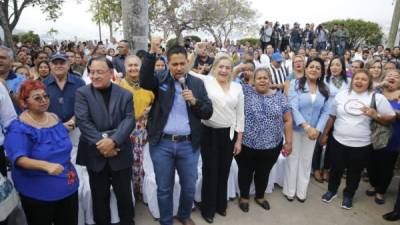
242, 84, 289, 150
387, 100, 400, 152
288, 79, 331, 132
4, 120, 79, 201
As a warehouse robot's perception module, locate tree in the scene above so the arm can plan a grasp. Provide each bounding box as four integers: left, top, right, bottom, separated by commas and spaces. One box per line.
193, 0, 257, 45
121, 0, 148, 53
323, 19, 383, 49
149, 0, 205, 45
14, 30, 40, 46
47, 27, 58, 41
0, 0, 64, 49
89, 0, 121, 40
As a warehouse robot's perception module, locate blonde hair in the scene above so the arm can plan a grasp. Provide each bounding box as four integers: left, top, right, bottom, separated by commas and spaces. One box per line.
210, 53, 234, 82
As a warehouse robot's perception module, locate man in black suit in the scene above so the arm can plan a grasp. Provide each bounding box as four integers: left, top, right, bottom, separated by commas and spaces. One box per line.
140, 38, 213, 225
75, 56, 135, 225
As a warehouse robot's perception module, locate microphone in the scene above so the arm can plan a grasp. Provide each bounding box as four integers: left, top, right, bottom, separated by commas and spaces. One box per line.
178, 77, 187, 90
178, 77, 190, 106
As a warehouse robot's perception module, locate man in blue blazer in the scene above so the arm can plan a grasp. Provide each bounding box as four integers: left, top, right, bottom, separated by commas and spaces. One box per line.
75, 56, 135, 225
140, 38, 213, 225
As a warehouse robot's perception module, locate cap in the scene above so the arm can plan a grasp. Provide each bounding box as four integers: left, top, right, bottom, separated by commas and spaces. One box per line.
271, 52, 283, 62
50, 53, 67, 62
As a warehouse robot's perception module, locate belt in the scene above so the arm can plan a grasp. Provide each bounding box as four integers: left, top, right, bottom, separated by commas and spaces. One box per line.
162, 133, 191, 142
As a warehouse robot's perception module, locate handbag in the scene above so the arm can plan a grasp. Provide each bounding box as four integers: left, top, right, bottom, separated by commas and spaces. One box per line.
0, 173, 19, 221
370, 92, 393, 150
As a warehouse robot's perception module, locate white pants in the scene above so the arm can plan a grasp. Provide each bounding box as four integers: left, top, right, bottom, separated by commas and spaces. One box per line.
283, 131, 317, 199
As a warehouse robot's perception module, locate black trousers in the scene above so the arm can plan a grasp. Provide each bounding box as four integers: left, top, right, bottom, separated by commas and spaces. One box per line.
367, 149, 399, 194
312, 131, 333, 171
88, 163, 135, 225
328, 137, 371, 198
394, 182, 400, 214
19, 192, 78, 225
235, 142, 282, 199
200, 125, 236, 218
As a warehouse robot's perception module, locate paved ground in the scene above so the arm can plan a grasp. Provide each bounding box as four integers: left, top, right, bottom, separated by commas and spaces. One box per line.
135, 175, 400, 225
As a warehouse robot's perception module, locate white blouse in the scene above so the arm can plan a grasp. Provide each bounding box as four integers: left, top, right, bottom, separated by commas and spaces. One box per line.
189, 71, 245, 139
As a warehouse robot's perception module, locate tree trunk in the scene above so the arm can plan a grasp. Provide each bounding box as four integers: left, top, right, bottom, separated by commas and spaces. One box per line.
109, 22, 113, 40
175, 30, 183, 46
0, 9, 15, 50
121, 0, 149, 53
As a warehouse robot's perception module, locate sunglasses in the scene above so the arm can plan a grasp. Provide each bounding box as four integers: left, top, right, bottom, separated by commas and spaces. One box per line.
29, 94, 50, 103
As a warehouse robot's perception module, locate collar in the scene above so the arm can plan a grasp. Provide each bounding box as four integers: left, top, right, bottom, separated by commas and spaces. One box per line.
47, 73, 77, 85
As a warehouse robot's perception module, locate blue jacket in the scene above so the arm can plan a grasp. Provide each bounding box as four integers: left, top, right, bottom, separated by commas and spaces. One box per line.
288, 79, 331, 133
140, 53, 213, 150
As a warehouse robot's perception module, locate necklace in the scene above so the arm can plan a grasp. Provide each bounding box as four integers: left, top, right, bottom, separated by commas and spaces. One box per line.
26, 111, 49, 126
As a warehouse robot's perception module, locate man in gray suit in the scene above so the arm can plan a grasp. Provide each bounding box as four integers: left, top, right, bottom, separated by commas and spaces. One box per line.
75, 56, 135, 225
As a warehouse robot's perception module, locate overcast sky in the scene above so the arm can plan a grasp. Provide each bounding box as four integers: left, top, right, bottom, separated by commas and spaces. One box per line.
14, 0, 396, 41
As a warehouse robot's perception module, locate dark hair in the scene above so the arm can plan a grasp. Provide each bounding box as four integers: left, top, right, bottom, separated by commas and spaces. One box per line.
91, 44, 105, 56
136, 50, 147, 61
352, 60, 364, 69
119, 40, 130, 48
243, 59, 255, 70
297, 57, 329, 100
349, 69, 373, 93
87, 56, 114, 73
31, 51, 48, 62
326, 56, 348, 84
43, 45, 54, 54
36, 60, 50, 73
166, 45, 187, 61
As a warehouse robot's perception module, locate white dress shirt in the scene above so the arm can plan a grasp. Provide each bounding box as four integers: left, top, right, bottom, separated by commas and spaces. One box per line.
189, 71, 244, 139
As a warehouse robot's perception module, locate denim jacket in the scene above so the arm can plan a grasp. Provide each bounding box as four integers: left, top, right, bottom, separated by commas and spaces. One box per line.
288, 79, 331, 133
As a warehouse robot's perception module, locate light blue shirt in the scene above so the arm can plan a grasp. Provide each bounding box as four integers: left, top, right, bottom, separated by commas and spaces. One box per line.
288, 79, 331, 132
163, 80, 191, 135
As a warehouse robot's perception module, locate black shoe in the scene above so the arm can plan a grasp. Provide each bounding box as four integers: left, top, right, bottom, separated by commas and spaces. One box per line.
255, 198, 270, 210
366, 189, 376, 196
201, 213, 214, 223
216, 210, 226, 216
383, 211, 400, 221
239, 202, 249, 213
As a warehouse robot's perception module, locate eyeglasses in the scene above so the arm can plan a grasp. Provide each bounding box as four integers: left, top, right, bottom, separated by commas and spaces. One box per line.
29, 94, 50, 103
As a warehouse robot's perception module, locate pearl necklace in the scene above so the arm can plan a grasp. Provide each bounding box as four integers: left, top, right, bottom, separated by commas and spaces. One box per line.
26, 111, 49, 126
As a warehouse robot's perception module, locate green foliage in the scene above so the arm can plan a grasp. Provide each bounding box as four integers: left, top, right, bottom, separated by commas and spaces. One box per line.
323, 19, 383, 49
192, 0, 257, 43
237, 38, 259, 47
13, 31, 41, 46
90, 0, 121, 25
166, 35, 201, 49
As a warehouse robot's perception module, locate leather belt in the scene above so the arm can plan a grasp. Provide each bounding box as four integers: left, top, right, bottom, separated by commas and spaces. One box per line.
162, 133, 191, 142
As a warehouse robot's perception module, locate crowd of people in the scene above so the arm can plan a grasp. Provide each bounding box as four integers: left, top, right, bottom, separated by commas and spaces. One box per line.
0, 20, 400, 225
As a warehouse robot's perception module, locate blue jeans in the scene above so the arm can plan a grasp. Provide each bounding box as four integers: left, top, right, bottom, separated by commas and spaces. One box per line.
150, 139, 199, 225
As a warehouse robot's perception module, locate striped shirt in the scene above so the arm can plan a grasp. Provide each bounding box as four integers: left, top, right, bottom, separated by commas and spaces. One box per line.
269, 64, 288, 90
